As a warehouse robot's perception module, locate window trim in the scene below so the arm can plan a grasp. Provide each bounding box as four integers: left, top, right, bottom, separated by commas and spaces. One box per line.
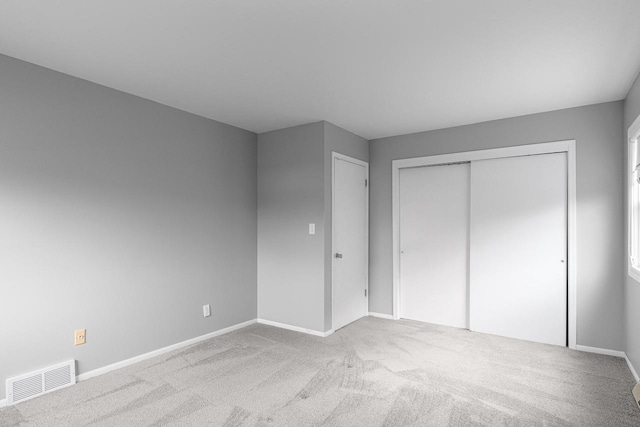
628, 113, 640, 282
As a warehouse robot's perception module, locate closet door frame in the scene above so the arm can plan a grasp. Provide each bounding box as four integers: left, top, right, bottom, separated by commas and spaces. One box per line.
391, 140, 577, 349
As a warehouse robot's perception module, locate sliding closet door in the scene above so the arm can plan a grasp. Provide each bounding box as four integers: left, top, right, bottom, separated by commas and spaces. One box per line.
399, 163, 469, 328
469, 153, 567, 346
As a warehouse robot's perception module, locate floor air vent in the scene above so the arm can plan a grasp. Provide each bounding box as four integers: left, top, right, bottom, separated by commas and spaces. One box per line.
6, 360, 76, 405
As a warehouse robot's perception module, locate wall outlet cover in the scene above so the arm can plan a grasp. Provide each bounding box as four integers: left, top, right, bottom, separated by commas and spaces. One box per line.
74, 329, 86, 346
203, 304, 211, 317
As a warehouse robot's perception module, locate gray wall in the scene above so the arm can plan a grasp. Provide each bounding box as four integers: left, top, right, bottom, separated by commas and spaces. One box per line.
369, 102, 625, 351
323, 122, 369, 331
257, 121, 368, 333
257, 122, 326, 332
0, 54, 257, 401
624, 72, 640, 375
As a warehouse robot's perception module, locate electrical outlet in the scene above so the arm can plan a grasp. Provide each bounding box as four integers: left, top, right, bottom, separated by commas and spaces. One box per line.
74, 329, 86, 346
203, 304, 211, 317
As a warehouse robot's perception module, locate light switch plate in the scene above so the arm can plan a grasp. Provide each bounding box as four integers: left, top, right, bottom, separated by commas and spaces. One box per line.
309, 223, 315, 235
203, 304, 211, 317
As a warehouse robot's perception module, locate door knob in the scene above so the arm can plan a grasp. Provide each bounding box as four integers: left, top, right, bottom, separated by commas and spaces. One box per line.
335, 253, 343, 259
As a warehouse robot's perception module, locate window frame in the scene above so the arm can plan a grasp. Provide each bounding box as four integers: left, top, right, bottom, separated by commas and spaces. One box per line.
628, 113, 640, 282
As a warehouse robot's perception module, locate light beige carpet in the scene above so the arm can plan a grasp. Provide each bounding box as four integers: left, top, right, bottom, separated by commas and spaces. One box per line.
1, 317, 639, 426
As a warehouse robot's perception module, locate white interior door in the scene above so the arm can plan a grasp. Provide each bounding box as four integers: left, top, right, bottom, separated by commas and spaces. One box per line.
399, 163, 469, 328
469, 153, 567, 346
333, 155, 368, 331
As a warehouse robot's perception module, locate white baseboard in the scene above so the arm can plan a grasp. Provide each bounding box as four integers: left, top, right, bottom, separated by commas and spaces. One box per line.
256, 318, 333, 337
0, 398, 6, 408
625, 353, 640, 383
575, 344, 626, 358
76, 319, 256, 382
368, 312, 394, 320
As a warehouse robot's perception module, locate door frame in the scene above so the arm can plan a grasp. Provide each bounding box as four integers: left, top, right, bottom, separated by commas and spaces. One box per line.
332, 152, 369, 331
391, 140, 577, 349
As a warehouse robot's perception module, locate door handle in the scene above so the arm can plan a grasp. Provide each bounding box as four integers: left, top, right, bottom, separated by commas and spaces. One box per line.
335, 253, 343, 259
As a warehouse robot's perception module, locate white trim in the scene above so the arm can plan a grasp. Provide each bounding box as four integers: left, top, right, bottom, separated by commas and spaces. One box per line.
392, 140, 578, 349
566, 142, 577, 349
77, 319, 256, 382
575, 345, 626, 358
628, 113, 640, 283
0, 398, 6, 408
625, 354, 640, 383
331, 152, 369, 331
368, 312, 394, 320
257, 318, 334, 337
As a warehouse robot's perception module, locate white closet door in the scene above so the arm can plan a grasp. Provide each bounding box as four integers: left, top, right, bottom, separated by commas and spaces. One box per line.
399, 163, 469, 328
469, 153, 567, 346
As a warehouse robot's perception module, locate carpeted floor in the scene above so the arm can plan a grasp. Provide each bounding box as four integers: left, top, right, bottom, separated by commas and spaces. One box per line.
1, 317, 639, 426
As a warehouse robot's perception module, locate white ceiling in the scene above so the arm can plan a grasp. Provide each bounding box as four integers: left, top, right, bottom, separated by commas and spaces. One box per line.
1, 1, 640, 140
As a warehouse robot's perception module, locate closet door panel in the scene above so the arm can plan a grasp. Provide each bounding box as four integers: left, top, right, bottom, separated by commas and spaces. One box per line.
399, 163, 470, 328
469, 153, 567, 346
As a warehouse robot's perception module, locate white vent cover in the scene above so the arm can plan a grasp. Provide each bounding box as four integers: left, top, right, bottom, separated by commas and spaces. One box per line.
6, 360, 76, 405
